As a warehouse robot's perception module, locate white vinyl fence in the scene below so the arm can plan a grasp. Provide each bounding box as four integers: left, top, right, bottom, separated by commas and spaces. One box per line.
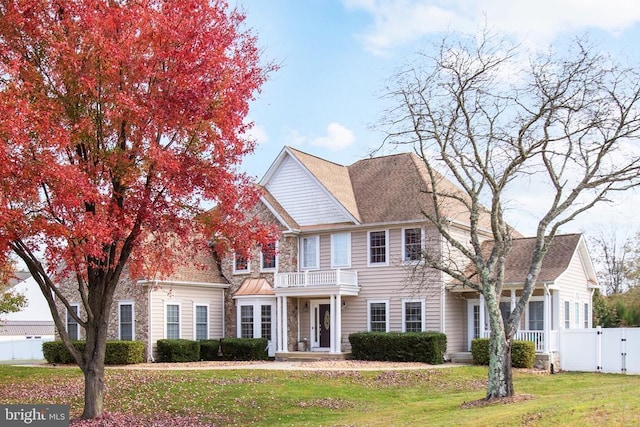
560, 327, 640, 374
0, 338, 53, 361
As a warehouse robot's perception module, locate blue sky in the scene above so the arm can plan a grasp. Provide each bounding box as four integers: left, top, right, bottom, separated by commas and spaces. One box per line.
236, 0, 640, 236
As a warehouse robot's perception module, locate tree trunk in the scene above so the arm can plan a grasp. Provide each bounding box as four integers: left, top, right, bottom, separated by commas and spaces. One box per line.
80, 301, 110, 419
486, 330, 514, 399
81, 361, 105, 419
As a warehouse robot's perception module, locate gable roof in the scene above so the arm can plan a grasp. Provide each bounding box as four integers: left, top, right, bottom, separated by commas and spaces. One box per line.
259, 147, 499, 231
485, 233, 588, 284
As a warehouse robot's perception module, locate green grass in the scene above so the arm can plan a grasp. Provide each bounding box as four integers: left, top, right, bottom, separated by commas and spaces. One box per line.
0, 365, 639, 426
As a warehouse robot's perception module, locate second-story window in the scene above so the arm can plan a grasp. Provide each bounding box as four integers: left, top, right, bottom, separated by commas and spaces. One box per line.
403, 227, 422, 262
331, 233, 350, 268
234, 254, 249, 274
261, 242, 277, 271
368, 230, 388, 266
301, 236, 319, 269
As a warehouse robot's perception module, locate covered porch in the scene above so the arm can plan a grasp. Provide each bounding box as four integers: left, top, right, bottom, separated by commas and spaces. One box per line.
454, 284, 561, 355
273, 270, 359, 358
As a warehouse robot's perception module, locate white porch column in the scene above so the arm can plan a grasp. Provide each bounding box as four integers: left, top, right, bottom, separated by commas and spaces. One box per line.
329, 294, 336, 353
479, 294, 485, 338
276, 296, 283, 352
335, 294, 342, 353
544, 285, 551, 353
282, 296, 288, 352
510, 289, 516, 311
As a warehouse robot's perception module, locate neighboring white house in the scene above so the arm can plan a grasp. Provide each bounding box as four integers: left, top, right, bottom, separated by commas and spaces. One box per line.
0, 271, 55, 360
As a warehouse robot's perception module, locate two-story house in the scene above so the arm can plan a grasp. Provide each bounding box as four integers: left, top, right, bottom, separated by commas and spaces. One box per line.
54, 146, 597, 367
221, 146, 598, 367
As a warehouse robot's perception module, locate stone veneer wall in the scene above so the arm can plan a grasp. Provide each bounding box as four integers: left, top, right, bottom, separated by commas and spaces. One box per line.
54, 239, 227, 359
221, 200, 299, 349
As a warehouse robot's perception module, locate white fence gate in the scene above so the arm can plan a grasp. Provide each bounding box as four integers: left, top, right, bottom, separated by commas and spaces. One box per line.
560, 327, 640, 374
0, 338, 53, 361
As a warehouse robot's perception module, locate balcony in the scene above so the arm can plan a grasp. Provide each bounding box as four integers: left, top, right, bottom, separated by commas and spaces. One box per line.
273, 270, 360, 296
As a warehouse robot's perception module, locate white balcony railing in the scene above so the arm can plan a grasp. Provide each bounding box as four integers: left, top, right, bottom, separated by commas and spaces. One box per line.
274, 270, 358, 288
482, 329, 546, 352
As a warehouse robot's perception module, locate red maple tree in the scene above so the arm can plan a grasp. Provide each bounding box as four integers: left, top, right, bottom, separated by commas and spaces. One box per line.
0, 0, 274, 419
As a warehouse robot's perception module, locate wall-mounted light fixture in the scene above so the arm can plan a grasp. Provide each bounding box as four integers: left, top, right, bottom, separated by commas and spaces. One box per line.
342, 300, 347, 310
303, 301, 309, 311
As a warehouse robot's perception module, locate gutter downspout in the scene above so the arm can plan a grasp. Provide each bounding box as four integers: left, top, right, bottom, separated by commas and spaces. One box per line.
589, 288, 595, 328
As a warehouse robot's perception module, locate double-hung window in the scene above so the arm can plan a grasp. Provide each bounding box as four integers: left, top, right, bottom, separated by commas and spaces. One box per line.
331, 233, 351, 268
564, 301, 570, 329
166, 304, 180, 339
240, 305, 254, 338
118, 302, 134, 340
195, 304, 209, 340
403, 300, 424, 332
233, 254, 249, 274
584, 303, 589, 329
260, 242, 277, 271
67, 304, 79, 340
403, 228, 423, 263
368, 300, 389, 332
368, 230, 388, 266
301, 236, 319, 269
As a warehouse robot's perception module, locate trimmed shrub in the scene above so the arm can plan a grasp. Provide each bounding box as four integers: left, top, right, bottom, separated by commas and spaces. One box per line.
511, 340, 535, 368
104, 341, 145, 365
156, 339, 200, 363
470, 338, 490, 365
471, 338, 536, 368
348, 332, 447, 364
220, 338, 268, 361
199, 340, 220, 361
42, 340, 144, 365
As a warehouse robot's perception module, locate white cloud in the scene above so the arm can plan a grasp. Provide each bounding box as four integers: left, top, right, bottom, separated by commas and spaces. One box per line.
311, 122, 356, 151
344, 0, 640, 55
285, 122, 356, 151
243, 120, 269, 145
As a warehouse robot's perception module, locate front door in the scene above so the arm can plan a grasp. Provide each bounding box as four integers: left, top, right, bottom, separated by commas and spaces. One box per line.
318, 304, 331, 348
310, 300, 331, 350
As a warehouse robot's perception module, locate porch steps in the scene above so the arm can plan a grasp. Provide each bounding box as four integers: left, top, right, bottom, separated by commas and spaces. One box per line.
275, 351, 351, 362
449, 352, 474, 364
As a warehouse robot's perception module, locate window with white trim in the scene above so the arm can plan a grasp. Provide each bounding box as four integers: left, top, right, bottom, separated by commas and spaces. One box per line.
584, 303, 589, 329
331, 233, 351, 268
574, 301, 580, 328
261, 305, 272, 340
368, 230, 388, 266
403, 227, 423, 263
118, 302, 134, 341
260, 242, 277, 271
67, 303, 79, 340
240, 305, 254, 338
195, 304, 209, 340
368, 300, 389, 332
301, 236, 319, 269
233, 254, 249, 274
403, 299, 424, 332
564, 301, 570, 329
166, 304, 180, 339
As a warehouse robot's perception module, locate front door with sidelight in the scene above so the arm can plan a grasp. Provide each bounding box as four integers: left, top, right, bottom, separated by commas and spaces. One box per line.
310, 300, 331, 350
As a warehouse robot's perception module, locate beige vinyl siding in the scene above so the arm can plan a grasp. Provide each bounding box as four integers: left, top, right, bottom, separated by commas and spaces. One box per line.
149, 283, 226, 358
444, 291, 467, 353
337, 225, 444, 350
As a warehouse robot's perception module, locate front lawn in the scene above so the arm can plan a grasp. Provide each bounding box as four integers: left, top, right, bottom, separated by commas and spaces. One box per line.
0, 365, 638, 426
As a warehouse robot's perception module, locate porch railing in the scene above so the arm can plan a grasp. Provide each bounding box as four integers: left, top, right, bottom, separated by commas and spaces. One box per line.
274, 270, 358, 288
482, 330, 546, 352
